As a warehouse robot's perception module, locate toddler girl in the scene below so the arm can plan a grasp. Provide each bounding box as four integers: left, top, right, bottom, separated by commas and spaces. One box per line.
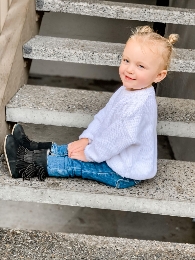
4, 26, 178, 189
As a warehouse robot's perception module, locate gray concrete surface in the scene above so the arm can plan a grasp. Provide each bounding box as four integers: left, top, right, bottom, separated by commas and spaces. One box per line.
1, 153, 195, 217
1, 198, 195, 244
24, 36, 122, 66
36, 0, 195, 25
23, 35, 195, 73
6, 85, 195, 138
1, 123, 195, 244
1, 228, 195, 259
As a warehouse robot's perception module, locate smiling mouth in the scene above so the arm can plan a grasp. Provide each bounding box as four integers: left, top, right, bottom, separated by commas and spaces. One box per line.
125, 75, 136, 80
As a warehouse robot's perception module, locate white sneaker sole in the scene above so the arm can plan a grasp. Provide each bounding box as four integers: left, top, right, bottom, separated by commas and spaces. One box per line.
11, 123, 17, 135
3, 135, 13, 177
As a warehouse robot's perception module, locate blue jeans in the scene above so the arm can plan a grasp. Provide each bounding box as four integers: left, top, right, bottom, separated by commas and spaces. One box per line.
47, 143, 141, 189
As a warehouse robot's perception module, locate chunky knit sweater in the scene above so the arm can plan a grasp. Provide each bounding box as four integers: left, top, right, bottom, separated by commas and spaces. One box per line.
79, 86, 157, 180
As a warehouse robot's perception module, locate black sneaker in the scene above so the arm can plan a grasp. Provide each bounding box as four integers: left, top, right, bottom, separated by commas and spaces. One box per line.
12, 124, 52, 151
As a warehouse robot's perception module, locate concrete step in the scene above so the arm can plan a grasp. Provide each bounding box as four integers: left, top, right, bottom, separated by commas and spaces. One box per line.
23, 36, 195, 73
1, 154, 195, 218
6, 85, 195, 138
1, 228, 195, 259
36, 0, 195, 26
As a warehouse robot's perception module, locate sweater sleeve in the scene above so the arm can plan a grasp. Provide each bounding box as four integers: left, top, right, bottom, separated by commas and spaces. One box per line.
79, 87, 122, 141
84, 105, 144, 163
79, 106, 107, 141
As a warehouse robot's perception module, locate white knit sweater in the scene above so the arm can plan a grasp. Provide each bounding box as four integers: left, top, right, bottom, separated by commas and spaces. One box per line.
79, 86, 157, 180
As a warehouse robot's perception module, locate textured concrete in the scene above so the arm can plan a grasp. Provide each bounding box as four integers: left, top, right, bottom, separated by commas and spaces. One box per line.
1, 155, 195, 218
23, 36, 195, 73
1, 228, 195, 259
6, 85, 195, 138
4, 123, 194, 245
36, 0, 195, 26
29, 11, 151, 81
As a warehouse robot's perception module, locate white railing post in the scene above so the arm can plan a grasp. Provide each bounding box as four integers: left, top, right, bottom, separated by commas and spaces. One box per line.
0, 0, 12, 33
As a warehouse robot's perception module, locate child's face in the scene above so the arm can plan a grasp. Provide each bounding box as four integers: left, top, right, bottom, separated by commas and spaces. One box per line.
119, 38, 167, 90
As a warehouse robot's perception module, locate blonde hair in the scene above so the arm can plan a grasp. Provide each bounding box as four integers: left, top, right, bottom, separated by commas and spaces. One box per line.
128, 26, 179, 69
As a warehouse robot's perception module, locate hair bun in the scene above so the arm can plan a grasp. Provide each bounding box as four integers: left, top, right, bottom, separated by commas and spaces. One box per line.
168, 34, 179, 45
135, 25, 154, 34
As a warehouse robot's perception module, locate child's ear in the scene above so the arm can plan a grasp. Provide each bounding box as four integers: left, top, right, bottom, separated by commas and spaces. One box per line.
155, 70, 167, 83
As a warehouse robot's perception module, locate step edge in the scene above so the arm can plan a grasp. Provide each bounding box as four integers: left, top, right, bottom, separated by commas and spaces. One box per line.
0, 184, 195, 218
6, 107, 195, 138
36, 0, 195, 26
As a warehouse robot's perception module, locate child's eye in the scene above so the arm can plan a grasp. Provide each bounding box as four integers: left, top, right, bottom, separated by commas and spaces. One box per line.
123, 58, 129, 63
138, 64, 144, 69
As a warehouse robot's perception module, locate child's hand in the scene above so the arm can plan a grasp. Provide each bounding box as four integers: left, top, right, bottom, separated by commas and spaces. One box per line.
69, 150, 87, 162
68, 138, 89, 157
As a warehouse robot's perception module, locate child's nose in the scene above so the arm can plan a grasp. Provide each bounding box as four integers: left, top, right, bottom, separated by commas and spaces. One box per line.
126, 64, 134, 73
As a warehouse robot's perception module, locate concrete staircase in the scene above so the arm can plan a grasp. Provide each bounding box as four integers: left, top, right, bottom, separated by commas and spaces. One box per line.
1, 0, 195, 258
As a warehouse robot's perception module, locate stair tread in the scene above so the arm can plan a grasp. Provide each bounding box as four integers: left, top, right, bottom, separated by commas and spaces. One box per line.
36, 0, 195, 26
23, 36, 195, 73
6, 85, 195, 138
1, 155, 195, 217
1, 228, 195, 259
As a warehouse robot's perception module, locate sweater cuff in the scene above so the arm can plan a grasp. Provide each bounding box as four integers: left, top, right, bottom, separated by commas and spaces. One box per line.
84, 145, 94, 162
79, 132, 93, 142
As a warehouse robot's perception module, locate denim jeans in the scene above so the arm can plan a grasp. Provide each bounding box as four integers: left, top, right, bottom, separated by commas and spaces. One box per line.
47, 143, 141, 189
